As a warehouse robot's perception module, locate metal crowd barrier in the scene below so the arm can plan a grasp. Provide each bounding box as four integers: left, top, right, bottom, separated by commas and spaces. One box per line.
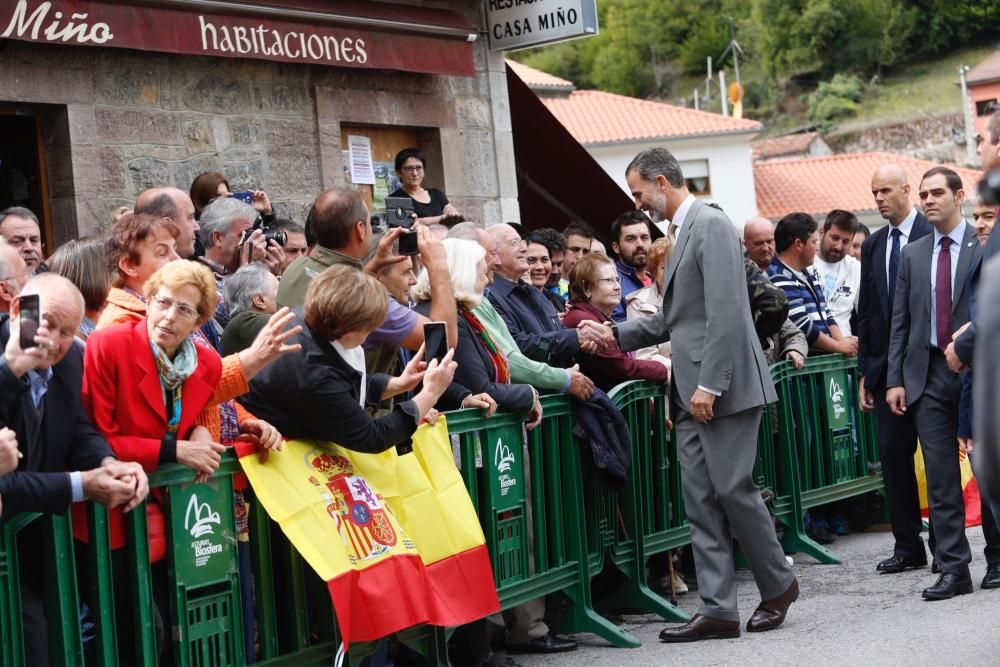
0, 355, 883, 664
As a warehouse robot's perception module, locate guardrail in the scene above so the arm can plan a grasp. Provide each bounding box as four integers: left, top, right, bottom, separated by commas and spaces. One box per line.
0, 355, 881, 664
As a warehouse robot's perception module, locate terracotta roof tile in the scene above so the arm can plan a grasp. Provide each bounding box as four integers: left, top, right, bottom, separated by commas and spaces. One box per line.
505, 59, 575, 90
753, 132, 819, 159
968, 51, 1000, 86
536, 90, 762, 145
754, 152, 982, 219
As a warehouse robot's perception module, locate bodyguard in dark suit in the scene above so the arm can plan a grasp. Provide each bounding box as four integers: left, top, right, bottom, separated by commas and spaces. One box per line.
858, 164, 933, 574
886, 167, 982, 600
0, 274, 148, 664
585, 149, 796, 641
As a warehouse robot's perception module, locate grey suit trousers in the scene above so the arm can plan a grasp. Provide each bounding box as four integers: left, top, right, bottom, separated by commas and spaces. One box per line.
913, 350, 971, 574
672, 392, 794, 622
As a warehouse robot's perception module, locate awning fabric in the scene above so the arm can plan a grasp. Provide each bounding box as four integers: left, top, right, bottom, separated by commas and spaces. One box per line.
506, 66, 636, 240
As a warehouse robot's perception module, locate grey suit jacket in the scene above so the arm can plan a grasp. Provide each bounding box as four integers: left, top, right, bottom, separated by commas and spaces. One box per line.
973, 254, 1000, 490
617, 200, 777, 417
887, 222, 980, 404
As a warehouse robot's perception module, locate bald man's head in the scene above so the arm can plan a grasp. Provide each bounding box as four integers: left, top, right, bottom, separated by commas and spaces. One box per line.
743, 217, 776, 270
871, 164, 912, 225
13, 273, 84, 367
135, 187, 199, 258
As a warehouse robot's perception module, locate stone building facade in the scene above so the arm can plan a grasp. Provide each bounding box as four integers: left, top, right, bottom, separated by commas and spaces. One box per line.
0, 1, 519, 249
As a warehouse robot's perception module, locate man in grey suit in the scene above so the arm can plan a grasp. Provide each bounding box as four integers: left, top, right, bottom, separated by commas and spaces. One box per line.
582, 148, 797, 641
886, 166, 982, 600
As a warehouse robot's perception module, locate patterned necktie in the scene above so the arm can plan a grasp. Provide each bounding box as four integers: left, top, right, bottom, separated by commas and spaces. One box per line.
887, 227, 901, 314
935, 236, 953, 348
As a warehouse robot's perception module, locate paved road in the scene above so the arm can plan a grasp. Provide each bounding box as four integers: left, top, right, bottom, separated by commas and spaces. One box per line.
515, 527, 999, 667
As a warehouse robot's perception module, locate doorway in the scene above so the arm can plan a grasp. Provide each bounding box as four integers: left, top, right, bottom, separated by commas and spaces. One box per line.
0, 109, 52, 255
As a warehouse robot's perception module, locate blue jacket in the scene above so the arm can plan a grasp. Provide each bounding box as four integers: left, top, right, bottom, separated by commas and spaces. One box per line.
612, 260, 647, 323
486, 275, 579, 367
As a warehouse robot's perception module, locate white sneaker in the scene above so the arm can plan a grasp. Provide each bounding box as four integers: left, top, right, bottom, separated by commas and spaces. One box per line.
785, 555, 794, 567
672, 572, 689, 594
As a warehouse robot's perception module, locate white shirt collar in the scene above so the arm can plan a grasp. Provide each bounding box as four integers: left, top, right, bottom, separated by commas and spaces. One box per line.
933, 221, 966, 247
895, 207, 918, 238
669, 194, 698, 232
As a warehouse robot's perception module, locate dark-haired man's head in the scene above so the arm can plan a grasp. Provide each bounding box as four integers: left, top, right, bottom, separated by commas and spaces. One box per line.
267, 218, 307, 273
918, 167, 965, 233
308, 187, 371, 259
775, 212, 819, 271
562, 221, 594, 280
819, 209, 859, 264
611, 211, 652, 271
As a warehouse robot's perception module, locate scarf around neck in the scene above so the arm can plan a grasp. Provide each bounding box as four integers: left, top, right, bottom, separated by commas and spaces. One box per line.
150, 337, 198, 434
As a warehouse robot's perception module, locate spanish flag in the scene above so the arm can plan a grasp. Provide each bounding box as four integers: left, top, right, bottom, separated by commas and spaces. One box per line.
236, 419, 499, 645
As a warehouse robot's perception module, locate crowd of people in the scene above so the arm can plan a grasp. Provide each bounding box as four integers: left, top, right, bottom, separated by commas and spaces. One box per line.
1, 112, 999, 665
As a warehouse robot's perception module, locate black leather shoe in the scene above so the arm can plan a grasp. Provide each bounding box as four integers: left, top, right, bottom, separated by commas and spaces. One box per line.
932, 560, 941, 574
982, 563, 1000, 590
659, 614, 740, 642
877, 554, 927, 574
506, 634, 577, 654
922, 573, 974, 600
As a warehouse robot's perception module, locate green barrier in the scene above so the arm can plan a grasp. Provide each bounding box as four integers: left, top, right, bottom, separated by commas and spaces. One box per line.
571, 380, 690, 627
761, 354, 884, 564
1, 359, 883, 664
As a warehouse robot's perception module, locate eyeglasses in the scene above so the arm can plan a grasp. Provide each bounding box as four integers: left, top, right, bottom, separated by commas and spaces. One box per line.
400, 165, 424, 173
596, 276, 622, 286
150, 295, 200, 321
501, 238, 526, 250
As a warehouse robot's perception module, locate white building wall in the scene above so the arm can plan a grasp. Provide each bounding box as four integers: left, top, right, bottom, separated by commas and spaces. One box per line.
585, 133, 760, 229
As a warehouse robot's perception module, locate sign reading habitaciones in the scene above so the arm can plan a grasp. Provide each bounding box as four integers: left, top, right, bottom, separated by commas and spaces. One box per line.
0, 0, 475, 76
485, 0, 598, 52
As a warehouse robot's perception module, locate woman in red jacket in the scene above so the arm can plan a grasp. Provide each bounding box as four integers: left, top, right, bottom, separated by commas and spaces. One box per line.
562, 253, 670, 391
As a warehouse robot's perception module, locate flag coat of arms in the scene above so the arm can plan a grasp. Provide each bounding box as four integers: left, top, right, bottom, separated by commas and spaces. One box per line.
236, 419, 499, 645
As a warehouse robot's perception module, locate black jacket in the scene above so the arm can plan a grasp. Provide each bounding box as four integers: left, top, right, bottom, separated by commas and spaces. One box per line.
486, 275, 579, 367
858, 212, 931, 391
414, 301, 535, 413
573, 389, 632, 488
238, 313, 421, 453
0, 315, 114, 516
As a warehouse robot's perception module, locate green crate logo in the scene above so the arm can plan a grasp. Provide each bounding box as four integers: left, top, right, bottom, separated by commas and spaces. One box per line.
828, 377, 846, 421
185, 493, 223, 566
494, 438, 517, 497
823, 370, 851, 430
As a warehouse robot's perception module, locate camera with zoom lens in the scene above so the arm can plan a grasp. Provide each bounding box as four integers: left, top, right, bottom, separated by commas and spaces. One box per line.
239, 215, 287, 251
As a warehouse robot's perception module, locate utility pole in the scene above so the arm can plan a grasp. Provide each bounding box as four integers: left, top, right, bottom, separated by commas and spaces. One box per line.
959, 65, 977, 166
706, 56, 713, 107
719, 71, 728, 117
694, 88, 700, 111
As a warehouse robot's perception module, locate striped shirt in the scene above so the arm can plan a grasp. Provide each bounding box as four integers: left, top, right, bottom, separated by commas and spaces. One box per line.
767, 257, 837, 346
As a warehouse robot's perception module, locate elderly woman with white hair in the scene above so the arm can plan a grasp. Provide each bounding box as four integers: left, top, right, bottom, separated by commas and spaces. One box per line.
412, 238, 541, 427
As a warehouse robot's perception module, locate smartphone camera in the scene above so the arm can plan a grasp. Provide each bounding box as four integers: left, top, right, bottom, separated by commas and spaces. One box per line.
384, 196, 418, 256
19, 294, 40, 350
423, 321, 447, 365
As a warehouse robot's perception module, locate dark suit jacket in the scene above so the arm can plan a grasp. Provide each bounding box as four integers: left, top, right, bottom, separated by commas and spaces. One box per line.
858, 212, 932, 391
487, 275, 579, 367
887, 222, 981, 403
415, 301, 535, 413
0, 315, 113, 517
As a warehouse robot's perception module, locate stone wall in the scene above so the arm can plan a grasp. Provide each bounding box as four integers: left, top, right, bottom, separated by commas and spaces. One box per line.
827, 113, 974, 167
0, 1, 518, 245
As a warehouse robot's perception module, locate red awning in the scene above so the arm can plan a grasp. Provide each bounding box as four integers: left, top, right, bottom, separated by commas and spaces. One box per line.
0, 0, 476, 76
506, 66, 636, 241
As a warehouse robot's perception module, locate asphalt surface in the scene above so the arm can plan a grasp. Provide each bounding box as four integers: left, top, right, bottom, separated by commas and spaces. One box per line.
515, 526, 1000, 667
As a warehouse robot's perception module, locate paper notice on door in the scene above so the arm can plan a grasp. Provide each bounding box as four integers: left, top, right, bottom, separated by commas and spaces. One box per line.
348, 135, 375, 185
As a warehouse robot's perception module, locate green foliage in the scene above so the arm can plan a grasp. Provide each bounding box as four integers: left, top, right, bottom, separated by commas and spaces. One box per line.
678, 18, 732, 75
808, 74, 864, 126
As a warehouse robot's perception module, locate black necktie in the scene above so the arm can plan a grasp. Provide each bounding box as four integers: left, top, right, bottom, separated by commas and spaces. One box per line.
888, 227, 901, 314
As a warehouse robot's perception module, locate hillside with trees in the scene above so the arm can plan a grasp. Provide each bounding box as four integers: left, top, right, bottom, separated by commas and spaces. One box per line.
512, 0, 1000, 132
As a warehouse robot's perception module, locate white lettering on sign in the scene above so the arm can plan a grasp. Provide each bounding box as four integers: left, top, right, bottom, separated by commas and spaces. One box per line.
199, 15, 368, 65
485, 0, 597, 52
2, 0, 113, 44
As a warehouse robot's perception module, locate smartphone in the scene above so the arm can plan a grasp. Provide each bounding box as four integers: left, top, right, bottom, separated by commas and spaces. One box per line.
385, 196, 415, 229
423, 321, 448, 365
230, 191, 254, 205
19, 294, 40, 350
398, 229, 419, 256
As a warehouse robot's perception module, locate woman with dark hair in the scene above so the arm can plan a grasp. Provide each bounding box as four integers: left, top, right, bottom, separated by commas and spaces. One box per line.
47, 238, 112, 341
388, 147, 461, 225
189, 171, 275, 222
562, 253, 669, 391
